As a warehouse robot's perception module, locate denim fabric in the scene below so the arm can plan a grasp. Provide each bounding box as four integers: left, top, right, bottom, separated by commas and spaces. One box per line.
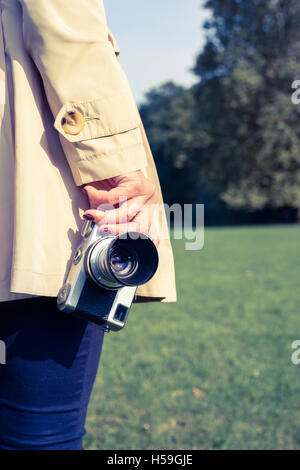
0, 297, 104, 450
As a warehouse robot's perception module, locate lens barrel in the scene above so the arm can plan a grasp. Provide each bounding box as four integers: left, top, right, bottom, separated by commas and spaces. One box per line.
86, 232, 159, 289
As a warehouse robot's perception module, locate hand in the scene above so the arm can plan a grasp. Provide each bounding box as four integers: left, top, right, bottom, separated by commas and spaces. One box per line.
82, 170, 160, 246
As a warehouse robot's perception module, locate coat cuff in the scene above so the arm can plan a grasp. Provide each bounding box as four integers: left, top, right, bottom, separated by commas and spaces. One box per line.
59, 126, 148, 186
53, 96, 147, 185
53, 94, 140, 142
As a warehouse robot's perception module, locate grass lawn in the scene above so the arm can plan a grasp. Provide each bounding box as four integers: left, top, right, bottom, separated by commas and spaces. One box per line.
84, 225, 300, 450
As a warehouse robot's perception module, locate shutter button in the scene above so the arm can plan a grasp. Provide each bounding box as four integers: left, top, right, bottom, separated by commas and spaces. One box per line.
61, 110, 84, 135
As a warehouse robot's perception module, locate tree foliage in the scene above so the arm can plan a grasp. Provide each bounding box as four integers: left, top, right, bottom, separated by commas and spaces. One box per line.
141, 0, 300, 211
140, 82, 198, 204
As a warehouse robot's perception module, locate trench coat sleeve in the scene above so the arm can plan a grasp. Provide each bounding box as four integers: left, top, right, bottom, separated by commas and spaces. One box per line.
19, 0, 148, 186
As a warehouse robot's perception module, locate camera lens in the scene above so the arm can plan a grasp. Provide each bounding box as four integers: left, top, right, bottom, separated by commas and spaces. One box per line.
86, 232, 159, 289
107, 233, 158, 287
110, 248, 136, 276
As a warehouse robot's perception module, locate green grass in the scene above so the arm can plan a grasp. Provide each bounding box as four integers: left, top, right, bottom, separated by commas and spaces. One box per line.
84, 225, 300, 450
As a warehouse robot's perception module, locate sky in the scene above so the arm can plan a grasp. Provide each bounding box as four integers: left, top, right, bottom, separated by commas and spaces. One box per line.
104, 0, 209, 103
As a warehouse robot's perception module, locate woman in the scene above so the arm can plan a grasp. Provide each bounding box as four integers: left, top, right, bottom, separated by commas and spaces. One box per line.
0, 0, 176, 450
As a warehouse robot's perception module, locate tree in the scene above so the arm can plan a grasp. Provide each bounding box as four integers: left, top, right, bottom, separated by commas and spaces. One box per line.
192, 0, 300, 211
140, 82, 199, 204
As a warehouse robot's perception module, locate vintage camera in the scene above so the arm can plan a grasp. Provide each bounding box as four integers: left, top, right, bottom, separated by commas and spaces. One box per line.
57, 220, 159, 332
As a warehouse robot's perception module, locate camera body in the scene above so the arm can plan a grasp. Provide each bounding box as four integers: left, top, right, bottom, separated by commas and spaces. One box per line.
57, 220, 158, 332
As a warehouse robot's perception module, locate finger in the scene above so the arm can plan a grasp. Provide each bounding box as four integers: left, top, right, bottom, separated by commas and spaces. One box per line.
130, 193, 160, 229
133, 210, 160, 247
84, 189, 159, 224
83, 209, 105, 224
96, 217, 160, 247
85, 194, 151, 225
97, 221, 141, 237
97, 206, 160, 246
82, 185, 115, 210
83, 180, 154, 209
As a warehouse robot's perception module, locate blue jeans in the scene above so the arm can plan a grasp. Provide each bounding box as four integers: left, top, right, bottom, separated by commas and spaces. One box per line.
0, 297, 104, 450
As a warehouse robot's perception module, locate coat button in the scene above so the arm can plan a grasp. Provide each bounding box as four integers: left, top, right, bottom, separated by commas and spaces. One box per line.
61, 110, 84, 135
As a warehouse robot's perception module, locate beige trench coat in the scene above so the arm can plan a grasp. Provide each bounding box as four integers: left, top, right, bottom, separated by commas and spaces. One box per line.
0, 0, 176, 302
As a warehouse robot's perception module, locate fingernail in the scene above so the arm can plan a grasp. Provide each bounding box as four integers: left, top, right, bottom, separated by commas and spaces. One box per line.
99, 226, 112, 235
83, 214, 94, 221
